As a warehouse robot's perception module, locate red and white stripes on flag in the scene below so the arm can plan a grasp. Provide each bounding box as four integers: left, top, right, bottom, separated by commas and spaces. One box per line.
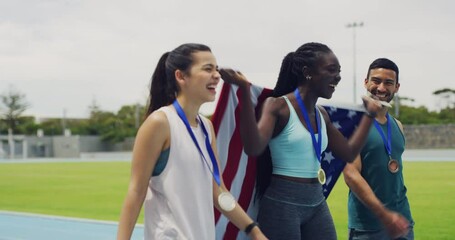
211, 83, 272, 240
211, 82, 365, 239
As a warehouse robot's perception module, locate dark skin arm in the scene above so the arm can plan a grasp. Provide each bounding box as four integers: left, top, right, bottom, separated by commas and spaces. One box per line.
320, 105, 376, 163
221, 68, 382, 162
233, 79, 285, 156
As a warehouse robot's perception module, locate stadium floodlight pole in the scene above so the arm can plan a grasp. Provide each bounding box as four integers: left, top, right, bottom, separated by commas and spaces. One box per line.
346, 21, 364, 104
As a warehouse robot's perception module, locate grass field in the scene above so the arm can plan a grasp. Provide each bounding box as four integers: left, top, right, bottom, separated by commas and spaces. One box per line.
1, 161, 454, 239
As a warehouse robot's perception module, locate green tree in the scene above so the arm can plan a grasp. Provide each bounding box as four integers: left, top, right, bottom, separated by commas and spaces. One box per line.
433, 88, 455, 123
15, 116, 39, 135
438, 108, 455, 123
84, 100, 120, 142
36, 118, 91, 136
433, 88, 455, 109
0, 86, 29, 133
87, 110, 116, 136
0, 117, 7, 134
390, 93, 455, 125
98, 104, 144, 143
35, 102, 145, 141
394, 105, 440, 124
39, 119, 64, 136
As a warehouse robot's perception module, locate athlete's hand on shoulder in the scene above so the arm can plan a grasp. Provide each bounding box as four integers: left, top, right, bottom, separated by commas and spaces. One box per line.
381, 210, 410, 238
219, 68, 251, 89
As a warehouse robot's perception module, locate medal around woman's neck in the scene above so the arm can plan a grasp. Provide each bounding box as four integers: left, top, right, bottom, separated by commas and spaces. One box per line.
318, 168, 326, 185
294, 89, 325, 184
173, 100, 236, 211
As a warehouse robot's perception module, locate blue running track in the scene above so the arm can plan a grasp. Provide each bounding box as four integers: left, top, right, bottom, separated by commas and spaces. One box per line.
0, 211, 143, 240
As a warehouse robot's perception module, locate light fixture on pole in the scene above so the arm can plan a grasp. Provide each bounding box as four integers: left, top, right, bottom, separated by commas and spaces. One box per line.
346, 21, 364, 104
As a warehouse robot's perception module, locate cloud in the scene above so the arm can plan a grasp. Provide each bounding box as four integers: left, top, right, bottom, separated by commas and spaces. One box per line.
1, 0, 454, 118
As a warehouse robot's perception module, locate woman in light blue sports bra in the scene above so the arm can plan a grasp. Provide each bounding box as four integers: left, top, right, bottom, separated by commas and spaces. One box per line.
220, 42, 383, 240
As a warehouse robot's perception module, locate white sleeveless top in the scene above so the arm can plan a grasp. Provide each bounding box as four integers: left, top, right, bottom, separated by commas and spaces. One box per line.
144, 105, 215, 240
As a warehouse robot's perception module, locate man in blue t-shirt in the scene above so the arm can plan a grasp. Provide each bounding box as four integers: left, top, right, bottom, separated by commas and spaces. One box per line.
343, 58, 414, 240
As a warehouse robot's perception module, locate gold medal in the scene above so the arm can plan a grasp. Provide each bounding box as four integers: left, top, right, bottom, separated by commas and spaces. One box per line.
218, 191, 236, 212
318, 168, 326, 185
388, 159, 399, 173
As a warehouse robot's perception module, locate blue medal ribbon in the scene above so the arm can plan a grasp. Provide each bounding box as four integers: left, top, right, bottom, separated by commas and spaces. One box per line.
173, 100, 221, 186
373, 113, 392, 158
294, 89, 322, 164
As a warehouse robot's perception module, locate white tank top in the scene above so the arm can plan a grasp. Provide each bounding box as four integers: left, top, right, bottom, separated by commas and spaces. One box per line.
144, 105, 215, 240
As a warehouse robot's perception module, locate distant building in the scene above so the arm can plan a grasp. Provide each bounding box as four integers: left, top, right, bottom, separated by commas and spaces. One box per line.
0, 134, 134, 159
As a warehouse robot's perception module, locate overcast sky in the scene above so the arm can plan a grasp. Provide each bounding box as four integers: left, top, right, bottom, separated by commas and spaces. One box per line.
1, 0, 454, 119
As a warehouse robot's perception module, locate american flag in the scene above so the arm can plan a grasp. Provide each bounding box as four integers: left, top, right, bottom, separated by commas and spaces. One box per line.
211, 82, 365, 240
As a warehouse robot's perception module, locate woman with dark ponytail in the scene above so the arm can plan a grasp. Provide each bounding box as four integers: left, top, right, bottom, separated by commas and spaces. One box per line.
220, 42, 383, 239
117, 43, 267, 240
